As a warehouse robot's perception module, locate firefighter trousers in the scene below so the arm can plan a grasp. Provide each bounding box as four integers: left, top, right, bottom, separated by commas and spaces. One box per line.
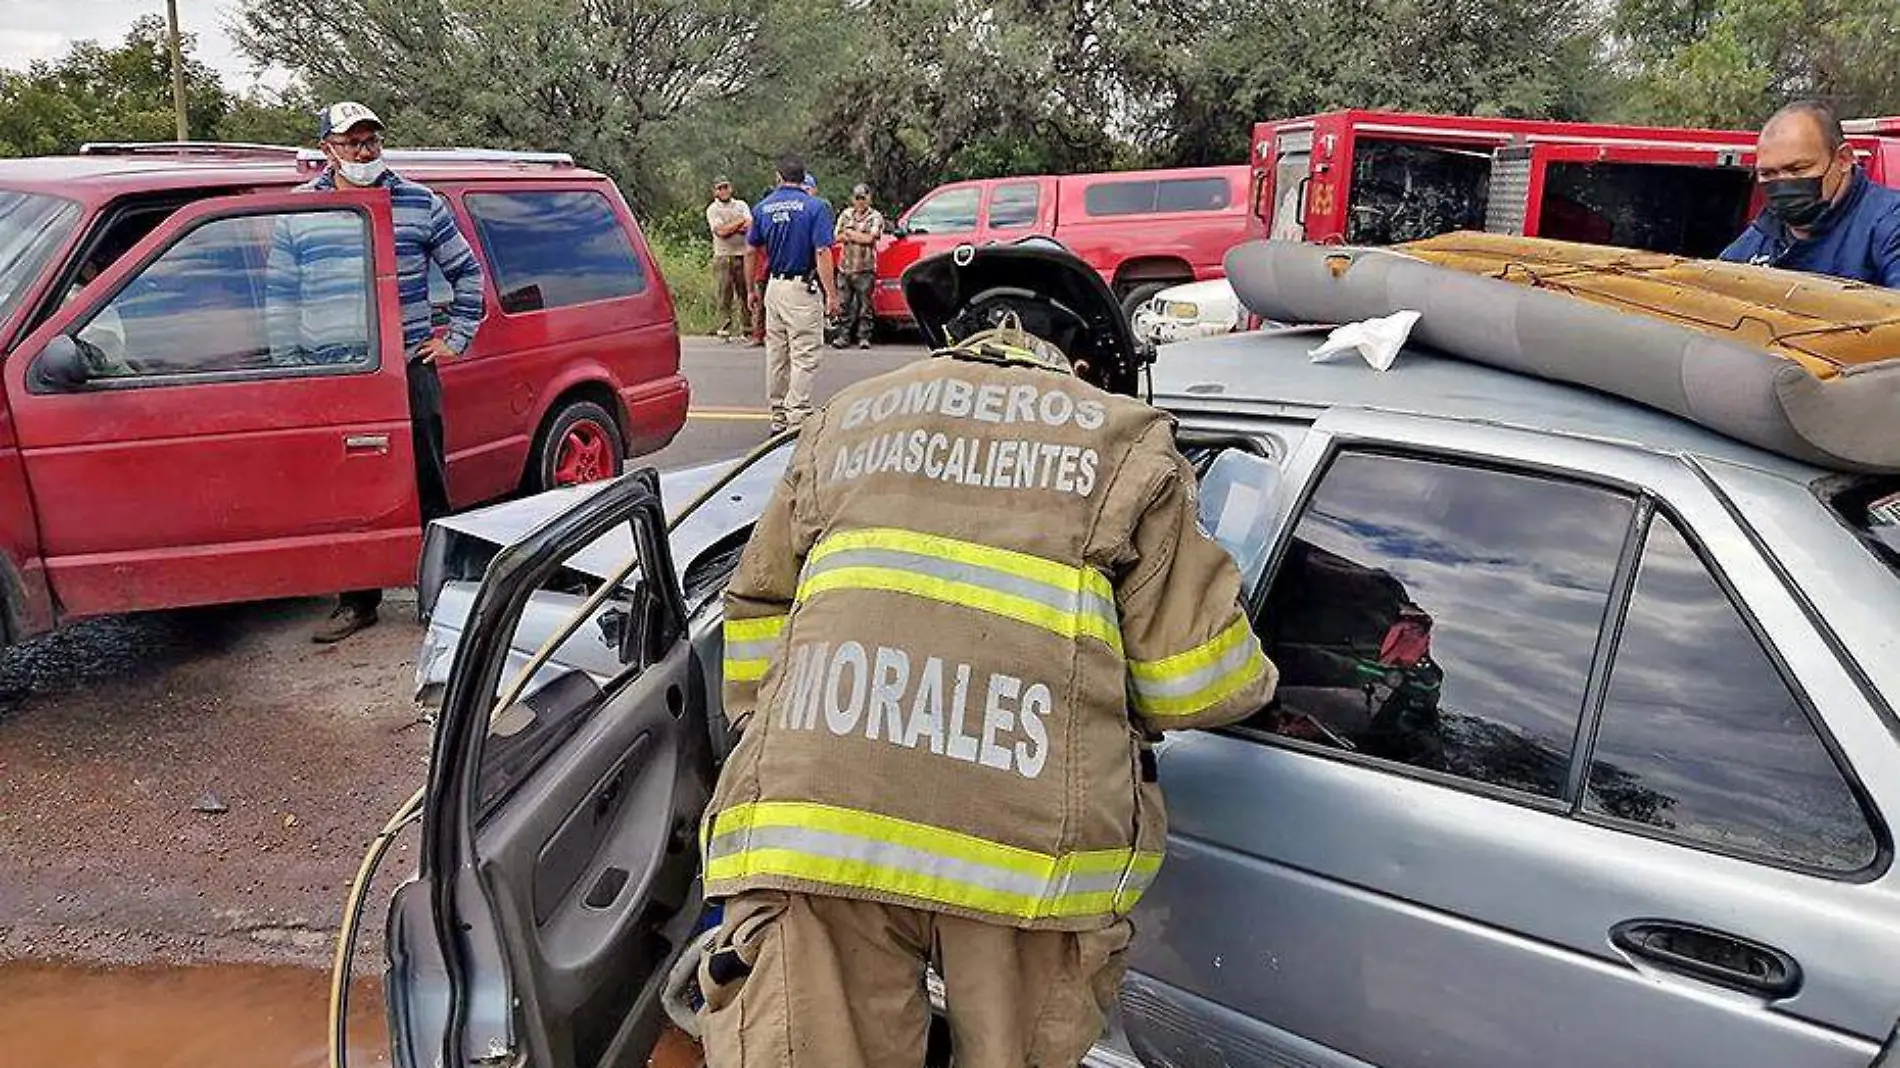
698, 890, 1132, 1068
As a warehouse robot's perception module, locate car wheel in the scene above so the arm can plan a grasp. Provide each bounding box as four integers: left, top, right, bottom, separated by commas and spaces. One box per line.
1119, 282, 1174, 330
533, 400, 626, 492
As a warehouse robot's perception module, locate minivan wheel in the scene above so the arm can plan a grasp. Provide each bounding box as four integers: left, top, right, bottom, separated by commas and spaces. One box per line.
535, 400, 626, 492
1119, 282, 1174, 329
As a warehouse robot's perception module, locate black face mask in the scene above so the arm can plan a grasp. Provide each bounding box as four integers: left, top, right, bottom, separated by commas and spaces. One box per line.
1764, 173, 1831, 227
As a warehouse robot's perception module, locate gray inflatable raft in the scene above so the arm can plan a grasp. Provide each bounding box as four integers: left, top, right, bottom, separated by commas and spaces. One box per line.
1224, 239, 1900, 473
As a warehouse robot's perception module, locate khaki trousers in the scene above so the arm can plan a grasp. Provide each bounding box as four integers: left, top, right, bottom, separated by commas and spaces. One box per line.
763, 278, 824, 430
699, 891, 1132, 1068
714, 254, 751, 336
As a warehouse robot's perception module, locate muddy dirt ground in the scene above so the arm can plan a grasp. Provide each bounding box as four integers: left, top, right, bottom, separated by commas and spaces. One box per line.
0, 596, 429, 970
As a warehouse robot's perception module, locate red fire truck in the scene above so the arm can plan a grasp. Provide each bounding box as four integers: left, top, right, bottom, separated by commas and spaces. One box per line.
1250, 110, 1900, 259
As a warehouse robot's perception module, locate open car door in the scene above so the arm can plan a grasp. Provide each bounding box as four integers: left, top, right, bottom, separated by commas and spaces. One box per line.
386, 469, 715, 1068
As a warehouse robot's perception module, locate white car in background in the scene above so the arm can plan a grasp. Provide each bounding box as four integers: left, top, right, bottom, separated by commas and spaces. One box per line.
1130, 277, 1245, 345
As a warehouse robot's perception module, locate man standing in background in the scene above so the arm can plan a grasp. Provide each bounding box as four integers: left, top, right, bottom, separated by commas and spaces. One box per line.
745, 156, 841, 433
831, 183, 884, 350
706, 177, 752, 341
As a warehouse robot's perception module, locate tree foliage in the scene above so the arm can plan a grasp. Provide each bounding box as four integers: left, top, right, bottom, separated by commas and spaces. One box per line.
14, 0, 1900, 217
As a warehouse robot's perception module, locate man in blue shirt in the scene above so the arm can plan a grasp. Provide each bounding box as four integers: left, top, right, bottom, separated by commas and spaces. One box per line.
745, 155, 841, 433
1721, 101, 1900, 287
287, 101, 487, 641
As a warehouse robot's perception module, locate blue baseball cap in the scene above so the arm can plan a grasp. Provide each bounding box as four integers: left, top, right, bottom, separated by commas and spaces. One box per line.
802, 172, 819, 194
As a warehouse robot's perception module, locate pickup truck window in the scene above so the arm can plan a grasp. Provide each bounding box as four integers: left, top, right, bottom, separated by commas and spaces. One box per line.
77, 209, 373, 377
1583, 514, 1878, 873
1085, 177, 1232, 217
467, 190, 646, 314
905, 187, 979, 234
988, 183, 1041, 229
1251, 451, 1633, 801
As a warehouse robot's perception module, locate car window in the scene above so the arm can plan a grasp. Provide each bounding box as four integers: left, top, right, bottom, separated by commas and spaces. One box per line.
988, 183, 1041, 229
0, 191, 82, 326
1252, 452, 1633, 800
1583, 514, 1878, 872
73, 209, 373, 379
1084, 180, 1158, 217
466, 190, 645, 314
1155, 177, 1233, 212
905, 187, 980, 234
427, 259, 452, 328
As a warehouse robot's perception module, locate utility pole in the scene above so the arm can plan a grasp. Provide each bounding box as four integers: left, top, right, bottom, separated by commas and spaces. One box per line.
166, 0, 190, 141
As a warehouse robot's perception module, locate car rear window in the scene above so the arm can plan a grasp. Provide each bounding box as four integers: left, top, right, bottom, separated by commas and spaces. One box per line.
1821, 475, 1900, 581
465, 190, 646, 314
1083, 177, 1232, 217
0, 190, 82, 327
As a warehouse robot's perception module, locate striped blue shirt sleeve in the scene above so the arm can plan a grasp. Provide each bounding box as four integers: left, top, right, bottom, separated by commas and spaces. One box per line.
427, 194, 486, 353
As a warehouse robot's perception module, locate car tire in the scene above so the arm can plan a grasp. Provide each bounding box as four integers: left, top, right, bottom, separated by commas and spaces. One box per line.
532, 399, 626, 493
1119, 282, 1175, 330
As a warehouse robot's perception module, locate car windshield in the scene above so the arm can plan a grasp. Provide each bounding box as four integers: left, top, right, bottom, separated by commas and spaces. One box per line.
0, 189, 82, 333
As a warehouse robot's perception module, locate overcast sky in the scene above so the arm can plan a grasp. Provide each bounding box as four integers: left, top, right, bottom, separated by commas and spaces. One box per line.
0, 0, 285, 90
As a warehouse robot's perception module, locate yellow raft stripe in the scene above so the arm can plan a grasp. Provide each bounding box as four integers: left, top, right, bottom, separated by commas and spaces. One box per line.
809, 527, 1116, 604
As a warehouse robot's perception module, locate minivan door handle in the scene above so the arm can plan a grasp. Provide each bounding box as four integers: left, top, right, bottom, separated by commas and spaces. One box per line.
1611, 919, 1802, 998
344, 433, 390, 456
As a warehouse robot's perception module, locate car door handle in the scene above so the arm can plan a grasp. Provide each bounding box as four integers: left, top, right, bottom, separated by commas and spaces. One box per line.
1611, 919, 1802, 998
344, 433, 390, 456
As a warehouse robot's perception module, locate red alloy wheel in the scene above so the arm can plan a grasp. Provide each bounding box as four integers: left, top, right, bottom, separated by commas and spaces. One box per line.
552, 419, 614, 485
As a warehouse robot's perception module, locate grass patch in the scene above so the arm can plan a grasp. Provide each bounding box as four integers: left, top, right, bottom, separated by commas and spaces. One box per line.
645, 219, 724, 336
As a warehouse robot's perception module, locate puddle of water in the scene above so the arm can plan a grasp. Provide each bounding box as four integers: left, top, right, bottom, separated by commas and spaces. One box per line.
0, 963, 390, 1068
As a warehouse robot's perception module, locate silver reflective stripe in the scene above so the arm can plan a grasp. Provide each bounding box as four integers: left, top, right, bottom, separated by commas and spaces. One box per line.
724, 637, 781, 663
705, 823, 1132, 900
801, 546, 1118, 627
1130, 637, 1261, 699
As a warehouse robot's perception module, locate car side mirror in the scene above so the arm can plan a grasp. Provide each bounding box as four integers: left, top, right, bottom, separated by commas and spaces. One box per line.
1197, 450, 1285, 603
36, 335, 91, 391
890, 224, 911, 240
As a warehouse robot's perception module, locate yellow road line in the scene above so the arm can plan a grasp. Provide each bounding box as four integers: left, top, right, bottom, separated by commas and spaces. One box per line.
689, 408, 775, 422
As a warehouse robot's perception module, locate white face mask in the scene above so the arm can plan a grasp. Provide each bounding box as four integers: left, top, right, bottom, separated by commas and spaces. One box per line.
337, 157, 388, 186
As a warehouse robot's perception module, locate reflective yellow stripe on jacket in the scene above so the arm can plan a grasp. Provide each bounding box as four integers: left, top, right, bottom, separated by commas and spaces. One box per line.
723, 614, 788, 682
705, 800, 1163, 922
796, 527, 1122, 654
1128, 616, 1272, 718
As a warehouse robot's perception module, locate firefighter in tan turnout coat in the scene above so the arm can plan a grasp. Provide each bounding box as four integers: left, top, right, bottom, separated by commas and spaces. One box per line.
698, 244, 1278, 1068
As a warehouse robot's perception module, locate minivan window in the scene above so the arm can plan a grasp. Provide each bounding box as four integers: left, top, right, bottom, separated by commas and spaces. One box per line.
1584, 514, 1878, 872
905, 187, 980, 234
75, 209, 373, 378
1253, 452, 1633, 800
0, 191, 82, 329
1085, 177, 1232, 217
988, 183, 1041, 229
467, 191, 645, 314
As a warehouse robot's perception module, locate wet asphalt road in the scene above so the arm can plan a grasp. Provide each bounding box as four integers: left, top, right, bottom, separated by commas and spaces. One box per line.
647, 337, 926, 471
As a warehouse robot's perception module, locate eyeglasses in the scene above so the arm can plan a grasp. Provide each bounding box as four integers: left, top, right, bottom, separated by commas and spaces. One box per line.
325, 133, 384, 156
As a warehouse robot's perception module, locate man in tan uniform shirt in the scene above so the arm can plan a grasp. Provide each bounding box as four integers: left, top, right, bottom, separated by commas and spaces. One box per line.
698, 243, 1277, 1067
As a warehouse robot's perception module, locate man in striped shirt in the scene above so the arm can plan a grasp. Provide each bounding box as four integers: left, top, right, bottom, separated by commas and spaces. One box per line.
287, 101, 486, 642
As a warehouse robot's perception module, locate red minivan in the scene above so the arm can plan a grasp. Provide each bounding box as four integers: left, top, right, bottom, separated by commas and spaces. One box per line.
872, 164, 1251, 330
0, 144, 686, 643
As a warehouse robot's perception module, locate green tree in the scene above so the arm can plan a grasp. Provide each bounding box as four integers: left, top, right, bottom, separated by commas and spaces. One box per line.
0, 15, 230, 155
1611, 0, 1900, 126
233, 0, 771, 212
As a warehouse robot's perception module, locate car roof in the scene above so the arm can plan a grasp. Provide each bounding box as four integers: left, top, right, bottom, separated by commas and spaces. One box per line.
1150, 328, 1830, 483
0, 154, 610, 203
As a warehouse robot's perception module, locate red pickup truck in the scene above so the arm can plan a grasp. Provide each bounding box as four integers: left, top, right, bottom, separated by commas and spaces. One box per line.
0, 144, 686, 645
871, 165, 1250, 332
